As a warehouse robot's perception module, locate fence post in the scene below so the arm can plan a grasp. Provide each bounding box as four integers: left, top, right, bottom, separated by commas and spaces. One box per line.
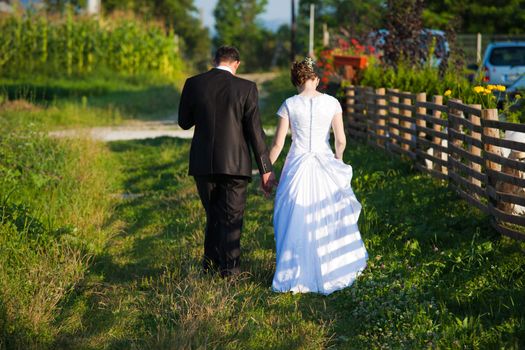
432, 95, 445, 174
482, 109, 501, 172
376, 88, 387, 148
447, 98, 463, 182
482, 108, 501, 221
388, 89, 400, 148
469, 104, 482, 187
365, 87, 374, 144
415, 92, 427, 168
346, 86, 355, 131
401, 93, 413, 151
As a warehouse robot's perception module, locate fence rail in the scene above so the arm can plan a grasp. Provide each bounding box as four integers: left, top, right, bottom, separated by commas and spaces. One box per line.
344, 86, 525, 241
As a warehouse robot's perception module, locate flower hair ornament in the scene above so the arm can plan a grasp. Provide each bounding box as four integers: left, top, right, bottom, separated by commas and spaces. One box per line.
304, 56, 315, 71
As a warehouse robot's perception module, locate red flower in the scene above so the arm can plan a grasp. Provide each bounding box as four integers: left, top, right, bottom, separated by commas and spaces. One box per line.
321, 76, 329, 84
351, 38, 359, 46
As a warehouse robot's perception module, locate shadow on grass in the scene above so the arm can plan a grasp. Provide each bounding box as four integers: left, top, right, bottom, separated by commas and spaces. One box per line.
326, 141, 525, 348
53, 137, 525, 349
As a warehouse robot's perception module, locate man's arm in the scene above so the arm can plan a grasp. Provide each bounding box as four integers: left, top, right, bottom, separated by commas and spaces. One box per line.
242, 83, 273, 176
178, 79, 195, 130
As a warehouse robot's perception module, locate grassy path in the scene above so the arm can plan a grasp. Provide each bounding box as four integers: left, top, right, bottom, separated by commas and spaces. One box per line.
51, 133, 524, 349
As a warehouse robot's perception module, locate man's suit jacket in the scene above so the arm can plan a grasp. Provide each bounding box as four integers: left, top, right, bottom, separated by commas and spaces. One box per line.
178, 68, 272, 177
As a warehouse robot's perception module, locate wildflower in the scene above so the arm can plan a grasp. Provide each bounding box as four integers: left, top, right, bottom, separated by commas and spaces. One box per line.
496, 85, 506, 92
483, 88, 492, 95
444, 90, 452, 97
473, 86, 485, 93
516, 94, 522, 99
487, 84, 496, 90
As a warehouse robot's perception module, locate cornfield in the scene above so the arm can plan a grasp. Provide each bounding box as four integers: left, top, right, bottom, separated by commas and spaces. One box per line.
0, 9, 183, 78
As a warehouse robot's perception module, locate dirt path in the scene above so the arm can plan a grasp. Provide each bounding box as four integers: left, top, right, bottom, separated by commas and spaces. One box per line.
48, 119, 193, 141
49, 71, 279, 142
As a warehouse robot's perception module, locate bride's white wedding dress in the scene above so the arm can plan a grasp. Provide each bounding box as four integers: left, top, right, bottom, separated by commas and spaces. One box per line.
272, 93, 368, 295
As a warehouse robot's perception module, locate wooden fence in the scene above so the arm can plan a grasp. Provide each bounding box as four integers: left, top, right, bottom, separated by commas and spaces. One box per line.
345, 86, 525, 241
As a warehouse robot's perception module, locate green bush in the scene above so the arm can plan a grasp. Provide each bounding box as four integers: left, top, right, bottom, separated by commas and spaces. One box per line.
361, 57, 473, 98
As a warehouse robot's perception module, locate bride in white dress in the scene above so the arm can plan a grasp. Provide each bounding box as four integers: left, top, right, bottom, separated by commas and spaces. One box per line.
269, 58, 368, 295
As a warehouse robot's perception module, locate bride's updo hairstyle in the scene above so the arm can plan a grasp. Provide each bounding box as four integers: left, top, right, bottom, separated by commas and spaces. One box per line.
291, 57, 318, 87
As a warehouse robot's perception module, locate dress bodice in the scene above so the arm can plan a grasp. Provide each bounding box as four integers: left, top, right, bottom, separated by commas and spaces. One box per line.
277, 94, 343, 156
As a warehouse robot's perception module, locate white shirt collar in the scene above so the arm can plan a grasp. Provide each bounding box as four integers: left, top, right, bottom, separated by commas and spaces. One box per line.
216, 65, 233, 74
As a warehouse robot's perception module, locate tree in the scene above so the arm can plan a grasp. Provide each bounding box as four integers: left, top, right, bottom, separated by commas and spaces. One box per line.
213, 0, 270, 72
383, 0, 425, 67
424, 0, 525, 34
296, 0, 386, 56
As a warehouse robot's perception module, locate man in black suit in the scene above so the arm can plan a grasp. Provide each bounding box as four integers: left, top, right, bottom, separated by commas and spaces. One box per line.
178, 46, 276, 277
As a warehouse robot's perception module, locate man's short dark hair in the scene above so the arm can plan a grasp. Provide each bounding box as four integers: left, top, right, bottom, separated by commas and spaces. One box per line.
214, 46, 240, 64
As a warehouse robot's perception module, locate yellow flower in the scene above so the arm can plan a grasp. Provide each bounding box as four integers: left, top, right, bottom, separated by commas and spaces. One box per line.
496, 85, 506, 92
473, 86, 485, 93
444, 89, 452, 97
516, 94, 522, 99
487, 84, 496, 90
483, 88, 492, 94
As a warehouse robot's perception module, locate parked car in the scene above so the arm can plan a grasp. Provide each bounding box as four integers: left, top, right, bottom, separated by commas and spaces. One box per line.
497, 73, 525, 109
479, 42, 525, 86
507, 73, 525, 95
366, 29, 449, 68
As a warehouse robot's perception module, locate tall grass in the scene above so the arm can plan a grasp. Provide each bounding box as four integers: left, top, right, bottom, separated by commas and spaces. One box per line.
0, 8, 183, 79
0, 120, 118, 347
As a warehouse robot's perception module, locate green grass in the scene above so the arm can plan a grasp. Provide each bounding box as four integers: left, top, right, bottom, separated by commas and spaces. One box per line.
0, 72, 183, 128
0, 124, 119, 348
259, 72, 296, 127
40, 136, 523, 349
1, 71, 524, 349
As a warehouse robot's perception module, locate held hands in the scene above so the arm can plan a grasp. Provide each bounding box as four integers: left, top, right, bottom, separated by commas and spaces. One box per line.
261, 171, 277, 197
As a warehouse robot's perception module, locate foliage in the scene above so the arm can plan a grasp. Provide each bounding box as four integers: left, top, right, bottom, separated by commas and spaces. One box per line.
315, 38, 378, 90
361, 60, 525, 123
423, 0, 525, 34
316, 49, 335, 90
259, 72, 296, 126
0, 10, 183, 79
383, 0, 425, 68
296, 0, 386, 54
213, 0, 276, 72
361, 55, 483, 100
100, 0, 212, 70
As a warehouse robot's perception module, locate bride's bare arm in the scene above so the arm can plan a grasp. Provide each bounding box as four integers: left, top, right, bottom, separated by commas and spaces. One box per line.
331, 112, 346, 160
269, 117, 290, 164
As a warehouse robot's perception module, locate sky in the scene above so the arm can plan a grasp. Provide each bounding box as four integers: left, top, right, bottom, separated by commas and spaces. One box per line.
194, 0, 292, 32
